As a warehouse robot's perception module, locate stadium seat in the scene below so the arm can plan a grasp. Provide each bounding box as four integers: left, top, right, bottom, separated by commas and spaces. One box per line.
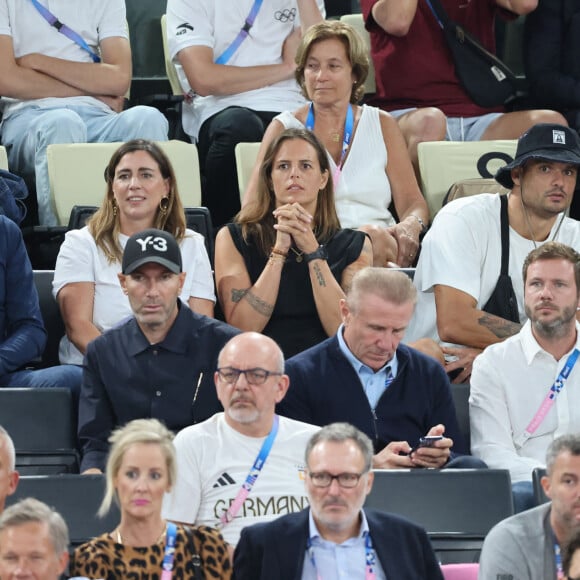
33, 270, 65, 369
184, 206, 215, 266
235, 142, 261, 200
532, 467, 549, 506
161, 14, 183, 97
339, 13, 376, 96
46, 140, 202, 226
365, 468, 514, 563
441, 563, 479, 579
417, 140, 517, 219
7, 474, 119, 547
0, 388, 78, 474
0, 146, 7, 170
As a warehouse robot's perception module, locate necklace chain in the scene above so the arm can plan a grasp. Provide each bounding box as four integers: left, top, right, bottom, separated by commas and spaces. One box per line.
290, 247, 304, 262
115, 522, 167, 546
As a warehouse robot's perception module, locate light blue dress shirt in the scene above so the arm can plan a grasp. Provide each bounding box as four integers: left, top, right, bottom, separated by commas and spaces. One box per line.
337, 324, 398, 410
301, 510, 386, 579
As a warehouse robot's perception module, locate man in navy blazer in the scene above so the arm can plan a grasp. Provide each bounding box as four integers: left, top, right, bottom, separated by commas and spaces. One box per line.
233, 423, 443, 579
278, 267, 480, 469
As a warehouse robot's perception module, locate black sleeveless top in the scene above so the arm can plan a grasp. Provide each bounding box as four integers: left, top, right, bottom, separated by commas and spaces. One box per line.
227, 223, 366, 357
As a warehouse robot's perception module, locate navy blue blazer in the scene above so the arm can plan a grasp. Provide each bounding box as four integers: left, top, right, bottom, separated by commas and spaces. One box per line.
233, 508, 444, 580
278, 335, 466, 455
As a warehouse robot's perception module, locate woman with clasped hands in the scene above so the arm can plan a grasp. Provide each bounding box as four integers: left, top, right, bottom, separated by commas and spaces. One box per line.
243, 20, 429, 267
215, 128, 372, 358
70, 419, 231, 579
53, 139, 215, 366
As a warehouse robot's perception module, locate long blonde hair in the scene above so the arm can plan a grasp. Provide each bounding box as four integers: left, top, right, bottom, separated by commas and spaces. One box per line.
88, 140, 186, 263
235, 128, 340, 255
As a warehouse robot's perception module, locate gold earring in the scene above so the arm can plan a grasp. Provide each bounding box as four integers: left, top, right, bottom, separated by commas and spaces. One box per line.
112, 200, 118, 217
159, 197, 169, 216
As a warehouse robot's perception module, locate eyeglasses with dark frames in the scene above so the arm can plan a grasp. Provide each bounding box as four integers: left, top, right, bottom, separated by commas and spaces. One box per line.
308, 471, 366, 488
217, 367, 282, 386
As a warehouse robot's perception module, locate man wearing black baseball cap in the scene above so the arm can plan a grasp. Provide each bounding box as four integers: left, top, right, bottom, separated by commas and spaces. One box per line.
406, 123, 580, 382
78, 229, 239, 473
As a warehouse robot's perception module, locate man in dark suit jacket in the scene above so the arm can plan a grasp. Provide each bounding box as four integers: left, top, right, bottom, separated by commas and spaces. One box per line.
279, 268, 480, 469
233, 423, 443, 579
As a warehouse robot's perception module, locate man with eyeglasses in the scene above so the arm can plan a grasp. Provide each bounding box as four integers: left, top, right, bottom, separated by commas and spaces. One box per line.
163, 331, 318, 547
78, 229, 239, 474
233, 422, 443, 579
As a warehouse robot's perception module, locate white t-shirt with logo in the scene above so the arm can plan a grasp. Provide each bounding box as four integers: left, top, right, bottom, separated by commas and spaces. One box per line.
162, 413, 317, 546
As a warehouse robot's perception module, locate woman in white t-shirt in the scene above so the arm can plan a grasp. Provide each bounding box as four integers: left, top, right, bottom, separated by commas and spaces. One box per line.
53, 139, 215, 365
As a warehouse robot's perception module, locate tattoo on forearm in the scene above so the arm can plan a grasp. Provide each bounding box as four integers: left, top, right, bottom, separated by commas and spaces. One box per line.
313, 263, 326, 287
231, 287, 274, 316
477, 313, 521, 339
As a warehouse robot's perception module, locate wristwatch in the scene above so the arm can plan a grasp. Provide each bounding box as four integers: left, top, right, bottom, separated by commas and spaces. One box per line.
304, 245, 328, 263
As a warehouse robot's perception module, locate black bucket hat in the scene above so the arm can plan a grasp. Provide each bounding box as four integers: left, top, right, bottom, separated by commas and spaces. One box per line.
495, 123, 580, 189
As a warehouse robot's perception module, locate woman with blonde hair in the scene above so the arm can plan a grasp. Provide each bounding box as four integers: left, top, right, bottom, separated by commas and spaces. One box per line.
243, 20, 429, 267
53, 139, 215, 365
71, 418, 231, 578
215, 127, 372, 357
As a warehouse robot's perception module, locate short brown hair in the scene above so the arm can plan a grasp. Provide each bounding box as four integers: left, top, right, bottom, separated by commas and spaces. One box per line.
522, 241, 580, 294
295, 20, 369, 104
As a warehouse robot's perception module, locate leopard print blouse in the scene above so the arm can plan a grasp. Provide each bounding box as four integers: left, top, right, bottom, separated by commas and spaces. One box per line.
70, 524, 231, 579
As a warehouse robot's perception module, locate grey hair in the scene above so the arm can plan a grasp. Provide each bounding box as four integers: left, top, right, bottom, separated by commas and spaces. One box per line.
0, 498, 69, 555
305, 422, 374, 473
346, 267, 417, 314
0, 426, 15, 472
99, 419, 176, 517
546, 434, 580, 475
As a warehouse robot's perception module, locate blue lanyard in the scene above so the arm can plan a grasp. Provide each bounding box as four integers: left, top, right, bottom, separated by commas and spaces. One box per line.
160, 522, 177, 580
29, 0, 101, 63
305, 102, 354, 180
215, 0, 264, 64
307, 531, 376, 580
218, 415, 280, 527
554, 538, 564, 579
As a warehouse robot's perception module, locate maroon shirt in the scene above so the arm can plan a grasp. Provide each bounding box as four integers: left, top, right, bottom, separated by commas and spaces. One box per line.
361, 0, 512, 116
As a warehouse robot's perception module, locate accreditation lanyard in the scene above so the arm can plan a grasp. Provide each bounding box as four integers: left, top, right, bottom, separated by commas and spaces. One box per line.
307, 531, 376, 580
29, 0, 101, 63
554, 537, 565, 580
160, 522, 178, 580
215, 0, 264, 64
218, 415, 280, 527
523, 349, 580, 440
305, 102, 354, 187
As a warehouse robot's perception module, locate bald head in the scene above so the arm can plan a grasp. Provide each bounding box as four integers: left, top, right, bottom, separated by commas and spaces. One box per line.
217, 332, 285, 374
215, 332, 289, 437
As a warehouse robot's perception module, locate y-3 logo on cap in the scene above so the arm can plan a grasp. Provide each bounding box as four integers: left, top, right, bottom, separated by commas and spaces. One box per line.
553, 130, 566, 145
135, 235, 168, 253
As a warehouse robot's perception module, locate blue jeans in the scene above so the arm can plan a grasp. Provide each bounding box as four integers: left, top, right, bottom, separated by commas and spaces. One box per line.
0, 364, 82, 406
512, 481, 536, 514
1, 104, 169, 225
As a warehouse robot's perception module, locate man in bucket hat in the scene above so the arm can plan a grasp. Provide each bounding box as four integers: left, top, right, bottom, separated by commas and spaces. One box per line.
405, 123, 580, 382
78, 229, 239, 473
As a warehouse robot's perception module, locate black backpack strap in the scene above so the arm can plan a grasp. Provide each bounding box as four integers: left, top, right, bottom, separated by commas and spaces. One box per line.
499, 194, 510, 276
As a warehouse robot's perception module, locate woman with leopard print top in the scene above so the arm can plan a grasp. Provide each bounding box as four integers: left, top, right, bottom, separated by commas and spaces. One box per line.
70, 419, 231, 579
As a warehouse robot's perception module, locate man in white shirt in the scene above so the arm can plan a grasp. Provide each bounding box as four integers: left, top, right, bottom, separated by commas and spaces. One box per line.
163, 332, 318, 547
0, 0, 169, 226
406, 123, 580, 383
166, 0, 324, 227
470, 242, 580, 512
